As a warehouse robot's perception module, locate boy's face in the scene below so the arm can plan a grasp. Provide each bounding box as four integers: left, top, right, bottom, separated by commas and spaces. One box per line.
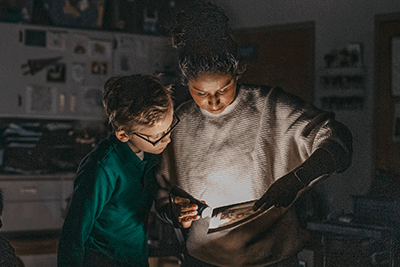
115, 107, 174, 155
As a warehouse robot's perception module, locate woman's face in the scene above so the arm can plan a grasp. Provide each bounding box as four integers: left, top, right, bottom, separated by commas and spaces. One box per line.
188, 74, 237, 114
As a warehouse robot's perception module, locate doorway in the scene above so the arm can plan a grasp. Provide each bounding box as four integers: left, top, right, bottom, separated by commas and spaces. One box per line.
374, 13, 400, 198
374, 14, 400, 173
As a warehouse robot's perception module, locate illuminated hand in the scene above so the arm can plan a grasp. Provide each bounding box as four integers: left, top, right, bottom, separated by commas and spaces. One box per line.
173, 196, 200, 228
252, 172, 306, 211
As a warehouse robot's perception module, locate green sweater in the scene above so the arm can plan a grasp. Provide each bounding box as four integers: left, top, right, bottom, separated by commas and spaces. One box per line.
58, 134, 159, 267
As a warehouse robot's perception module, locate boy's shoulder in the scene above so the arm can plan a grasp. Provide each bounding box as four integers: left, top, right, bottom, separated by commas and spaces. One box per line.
77, 135, 119, 172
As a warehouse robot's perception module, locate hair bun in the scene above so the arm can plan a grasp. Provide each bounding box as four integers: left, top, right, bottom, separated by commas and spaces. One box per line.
171, 2, 232, 50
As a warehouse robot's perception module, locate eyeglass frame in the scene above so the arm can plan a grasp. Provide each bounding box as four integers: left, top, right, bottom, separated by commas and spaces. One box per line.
130, 114, 180, 146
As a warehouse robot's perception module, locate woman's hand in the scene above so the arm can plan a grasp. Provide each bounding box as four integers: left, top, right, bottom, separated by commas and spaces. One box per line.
252, 172, 306, 211
173, 196, 200, 228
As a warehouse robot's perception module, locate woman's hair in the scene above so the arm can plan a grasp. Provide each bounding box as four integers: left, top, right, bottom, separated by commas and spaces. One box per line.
171, 2, 243, 85
102, 74, 173, 131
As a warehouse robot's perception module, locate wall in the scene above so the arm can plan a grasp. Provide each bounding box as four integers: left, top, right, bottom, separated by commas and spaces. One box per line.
212, 0, 400, 213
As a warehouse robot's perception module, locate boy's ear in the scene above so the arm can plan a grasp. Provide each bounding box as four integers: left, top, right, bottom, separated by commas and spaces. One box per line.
115, 129, 130, 142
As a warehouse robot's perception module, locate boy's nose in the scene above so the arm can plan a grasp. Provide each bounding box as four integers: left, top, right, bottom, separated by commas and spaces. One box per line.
161, 133, 171, 144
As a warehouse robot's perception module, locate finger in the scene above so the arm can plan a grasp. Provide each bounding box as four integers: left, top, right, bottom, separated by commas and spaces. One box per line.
181, 216, 199, 229
180, 204, 198, 213
180, 209, 198, 218
252, 191, 270, 211
259, 198, 276, 211
183, 215, 200, 221
179, 214, 200, 224
174, 196, 190, 205
252, 192, 277, 211
181, 220, 192, 229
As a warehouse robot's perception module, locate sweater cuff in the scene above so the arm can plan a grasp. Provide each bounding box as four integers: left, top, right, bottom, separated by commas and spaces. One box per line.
319, 140, 352, 173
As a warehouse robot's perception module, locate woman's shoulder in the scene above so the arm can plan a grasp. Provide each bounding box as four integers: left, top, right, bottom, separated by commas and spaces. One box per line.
239, 84, 287, 104
238, 84, 313, 113
241, 84, 303, 101
239, 83, 285, 95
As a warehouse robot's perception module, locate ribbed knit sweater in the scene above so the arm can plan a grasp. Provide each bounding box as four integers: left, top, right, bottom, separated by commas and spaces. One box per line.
156, 84, 352, 266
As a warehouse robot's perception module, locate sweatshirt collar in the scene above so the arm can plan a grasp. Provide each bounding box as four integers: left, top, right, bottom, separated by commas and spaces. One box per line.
110, 134, 158, 166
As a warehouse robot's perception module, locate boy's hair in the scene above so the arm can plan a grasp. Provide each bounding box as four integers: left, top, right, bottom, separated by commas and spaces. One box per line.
171, 2, 244, 85
103, 74, 173, 131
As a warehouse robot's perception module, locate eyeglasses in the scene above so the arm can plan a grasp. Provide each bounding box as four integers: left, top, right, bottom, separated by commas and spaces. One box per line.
131, 114, 180, 146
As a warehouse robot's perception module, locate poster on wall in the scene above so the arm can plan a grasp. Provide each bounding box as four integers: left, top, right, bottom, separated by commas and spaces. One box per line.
71, 35, 89, 56
26, 85, 57, 114
47, 31, 67, 51
113, 35, 151, 75
71, 62, 85, 83
88, 39, 112, 60
392, 37, 400, 96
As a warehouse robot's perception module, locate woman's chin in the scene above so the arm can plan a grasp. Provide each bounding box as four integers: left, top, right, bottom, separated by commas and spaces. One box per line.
208, 107, 225, 114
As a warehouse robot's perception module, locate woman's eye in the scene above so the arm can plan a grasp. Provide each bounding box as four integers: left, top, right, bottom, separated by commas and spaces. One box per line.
198, 92, 207, 96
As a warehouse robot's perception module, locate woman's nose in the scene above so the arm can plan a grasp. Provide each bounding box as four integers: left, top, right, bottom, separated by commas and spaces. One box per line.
208, 96, 220, 106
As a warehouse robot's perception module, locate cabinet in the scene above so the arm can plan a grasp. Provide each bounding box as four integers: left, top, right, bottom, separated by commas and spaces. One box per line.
306, 222, 398, 267
0, 173, 75, 232
316, 67, 366, 111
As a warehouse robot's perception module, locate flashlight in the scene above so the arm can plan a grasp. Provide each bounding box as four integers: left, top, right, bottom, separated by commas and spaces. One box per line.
170, 186, 212, 218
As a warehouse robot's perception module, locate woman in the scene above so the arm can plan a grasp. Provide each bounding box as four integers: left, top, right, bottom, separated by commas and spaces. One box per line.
156, 2, 352, 266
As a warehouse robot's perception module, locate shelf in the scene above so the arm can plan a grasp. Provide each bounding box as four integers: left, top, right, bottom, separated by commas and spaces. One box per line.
0, 113, 105, 121
318, 67, 366, 76
317, 88, 365, 96
0, 172, 75, 180
316, 65, 367, 112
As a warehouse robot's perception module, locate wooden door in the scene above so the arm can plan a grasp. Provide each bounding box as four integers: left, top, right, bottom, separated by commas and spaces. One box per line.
374, 14, 400, 174
233, 22, 315, 102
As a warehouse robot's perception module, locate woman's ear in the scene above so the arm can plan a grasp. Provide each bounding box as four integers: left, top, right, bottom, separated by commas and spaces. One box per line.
115, 129, 130, 142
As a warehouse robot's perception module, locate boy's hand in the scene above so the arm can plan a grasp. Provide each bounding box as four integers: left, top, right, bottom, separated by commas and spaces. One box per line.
173, 196, 200, 228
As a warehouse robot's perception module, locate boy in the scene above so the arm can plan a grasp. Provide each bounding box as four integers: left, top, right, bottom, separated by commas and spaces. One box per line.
0, 189, 19, 267
57, 74, 177, 267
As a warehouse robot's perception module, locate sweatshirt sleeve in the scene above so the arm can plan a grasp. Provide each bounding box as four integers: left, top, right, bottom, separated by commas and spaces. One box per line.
300, 111, 353, 173
270, 86, 353, 182
57, 165, 114, 267
154, 144, 179, 227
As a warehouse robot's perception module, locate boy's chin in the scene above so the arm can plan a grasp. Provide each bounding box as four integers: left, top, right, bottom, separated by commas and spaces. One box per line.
146, 146, 167, 154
